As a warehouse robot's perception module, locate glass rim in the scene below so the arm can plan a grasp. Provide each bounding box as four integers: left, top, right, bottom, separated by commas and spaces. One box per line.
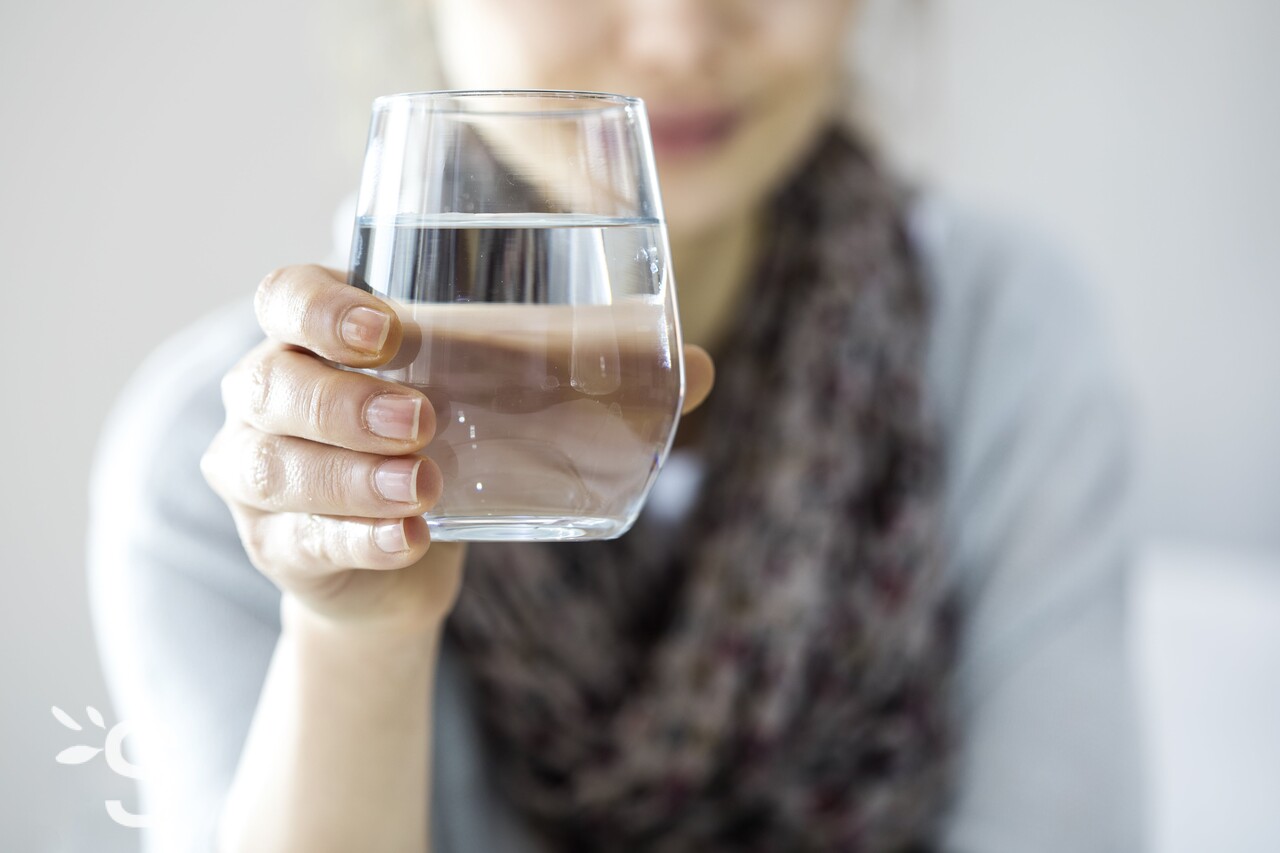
371, 89, 644, 118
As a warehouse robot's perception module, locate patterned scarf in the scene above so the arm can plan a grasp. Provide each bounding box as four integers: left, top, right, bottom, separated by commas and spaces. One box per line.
446, 128, 956, 852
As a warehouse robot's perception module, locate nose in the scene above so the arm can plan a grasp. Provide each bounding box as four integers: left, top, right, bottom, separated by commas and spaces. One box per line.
617, 0, 730, 81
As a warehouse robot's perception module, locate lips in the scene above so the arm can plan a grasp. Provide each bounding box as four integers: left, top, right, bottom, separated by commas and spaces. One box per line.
646, 108, 741, 160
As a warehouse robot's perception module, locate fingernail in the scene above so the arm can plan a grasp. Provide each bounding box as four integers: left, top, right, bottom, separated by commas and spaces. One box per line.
341, 306, 391, 354
373, 519, 409, 553
365, 394, 421, 441
374, 458, 421, 504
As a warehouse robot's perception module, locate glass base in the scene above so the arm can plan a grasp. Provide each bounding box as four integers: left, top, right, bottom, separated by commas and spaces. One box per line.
426, 515, 627, 542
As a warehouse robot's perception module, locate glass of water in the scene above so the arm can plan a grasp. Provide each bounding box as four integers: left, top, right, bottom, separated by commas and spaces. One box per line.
348, 90, 685, 542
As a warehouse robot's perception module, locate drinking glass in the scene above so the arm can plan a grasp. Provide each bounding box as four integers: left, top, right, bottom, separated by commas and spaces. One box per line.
348, 90, 685, 542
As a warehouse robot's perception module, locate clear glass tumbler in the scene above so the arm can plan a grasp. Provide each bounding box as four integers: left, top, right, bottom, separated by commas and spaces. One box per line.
348, 90, 685, 542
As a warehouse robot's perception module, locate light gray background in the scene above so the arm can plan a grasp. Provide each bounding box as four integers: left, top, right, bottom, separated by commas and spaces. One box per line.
1, 1, 1276, 851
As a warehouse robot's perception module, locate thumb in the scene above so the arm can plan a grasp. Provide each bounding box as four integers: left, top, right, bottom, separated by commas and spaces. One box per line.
681, 345, 715, 414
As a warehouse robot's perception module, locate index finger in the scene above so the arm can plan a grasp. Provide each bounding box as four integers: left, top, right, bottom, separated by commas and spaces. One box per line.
255, 264, 403, 368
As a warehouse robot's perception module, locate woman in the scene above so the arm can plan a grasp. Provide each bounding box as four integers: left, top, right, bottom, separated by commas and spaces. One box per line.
88, 1, 1142, 851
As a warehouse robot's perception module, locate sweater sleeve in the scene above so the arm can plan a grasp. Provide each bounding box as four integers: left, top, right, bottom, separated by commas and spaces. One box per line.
87, 198, 1146, 853
86, 297, 528, 853
87, 298, 279, 852
915, 199, 1145, 853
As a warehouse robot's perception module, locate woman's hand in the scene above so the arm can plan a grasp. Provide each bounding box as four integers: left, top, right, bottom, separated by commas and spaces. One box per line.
202, 265, 462, 633
204, 262, 715, 852
201, 264, 716, 635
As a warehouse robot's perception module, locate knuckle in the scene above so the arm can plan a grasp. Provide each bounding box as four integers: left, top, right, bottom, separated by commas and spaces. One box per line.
221, 345, 267, 417
200, 428, 231, 495
247, 349, 284, 422
296, 512, 330, 563
243, 431, 286, 507
310, 450, 352, 511
299, 514, 364, 573
302, 371, 338, 437
335, 519, 371, 569
241, 516, 271, 569
226, 506, 272, 574
301, 284, 343, 345
198, 445, 218, 491
254, 267, 289, 323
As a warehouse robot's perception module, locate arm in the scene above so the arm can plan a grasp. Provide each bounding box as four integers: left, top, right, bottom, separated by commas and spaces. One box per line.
89, 270, 463, 853
90, 269, 713, 853
218, 594, 448, 853
89, 300, 281, 852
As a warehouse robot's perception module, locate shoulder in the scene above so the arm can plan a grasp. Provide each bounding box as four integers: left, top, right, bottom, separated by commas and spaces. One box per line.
906, 198, 1143, 850
105, 296, 260, 434
907, 191, 1130, 458
907, 192, 1122, 421
89, 297, 266, 601
93, 297, 259, 501
87, 300, 283, 846
100, 295, 258, 438
906, 193, 1134, 593
907, 192, 1098, 310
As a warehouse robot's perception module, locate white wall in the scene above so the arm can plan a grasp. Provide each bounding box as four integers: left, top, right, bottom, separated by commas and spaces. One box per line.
1136, 544, 1280, 853
0, 1, 352, 848
0, 1, 1276, 850
928, 0, 1280, 552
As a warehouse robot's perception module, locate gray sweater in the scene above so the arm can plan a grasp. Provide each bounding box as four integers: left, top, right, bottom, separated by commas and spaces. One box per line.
88, 193, 1144, 852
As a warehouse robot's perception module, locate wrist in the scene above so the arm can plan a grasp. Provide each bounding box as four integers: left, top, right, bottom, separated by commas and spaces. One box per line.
281, 591, 444, 653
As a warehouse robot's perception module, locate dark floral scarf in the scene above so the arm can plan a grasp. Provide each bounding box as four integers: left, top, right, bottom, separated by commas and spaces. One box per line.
446, 128, 956, 852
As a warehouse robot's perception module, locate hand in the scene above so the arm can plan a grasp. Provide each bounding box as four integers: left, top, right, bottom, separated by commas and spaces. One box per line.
202, 265, 461, 633
201, 265, 716, 634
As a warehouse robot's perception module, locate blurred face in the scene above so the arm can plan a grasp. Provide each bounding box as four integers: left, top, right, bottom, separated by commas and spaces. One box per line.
432, 0, 856, 239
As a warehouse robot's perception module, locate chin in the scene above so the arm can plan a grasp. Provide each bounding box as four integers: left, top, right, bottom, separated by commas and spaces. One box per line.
659, 183, 740, 242
662, 144, 784, 245
654, 109, 815, 241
